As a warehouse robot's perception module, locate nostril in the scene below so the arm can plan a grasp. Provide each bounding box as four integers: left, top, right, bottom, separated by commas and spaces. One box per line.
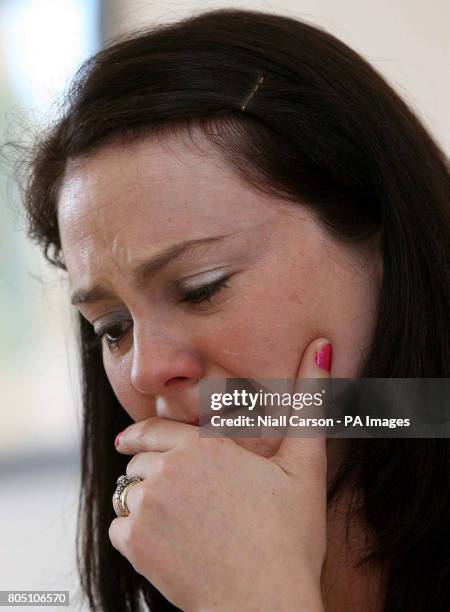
166, 376, 189, 386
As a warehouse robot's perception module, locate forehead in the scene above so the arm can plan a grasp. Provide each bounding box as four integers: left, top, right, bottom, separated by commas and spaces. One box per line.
56, 131, 283, 271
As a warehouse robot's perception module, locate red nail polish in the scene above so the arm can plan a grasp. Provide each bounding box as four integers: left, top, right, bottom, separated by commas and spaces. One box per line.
315, 343, 332, 371
115, 432, 123, 447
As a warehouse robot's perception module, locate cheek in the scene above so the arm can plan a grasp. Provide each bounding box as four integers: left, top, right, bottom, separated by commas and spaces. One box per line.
211, 280, 317, 379
98, 260, 324, 422
103, 353, 154, 422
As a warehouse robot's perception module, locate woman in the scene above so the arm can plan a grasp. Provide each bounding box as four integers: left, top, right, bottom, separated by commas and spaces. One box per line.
16, 7, 449, 611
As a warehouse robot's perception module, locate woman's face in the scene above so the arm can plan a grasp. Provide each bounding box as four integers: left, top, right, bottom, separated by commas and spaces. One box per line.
58, 131, 382, 457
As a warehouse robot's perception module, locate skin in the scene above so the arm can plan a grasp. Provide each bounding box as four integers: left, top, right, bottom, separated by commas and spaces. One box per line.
110, 344, 331, 611
57, 129, 384, 610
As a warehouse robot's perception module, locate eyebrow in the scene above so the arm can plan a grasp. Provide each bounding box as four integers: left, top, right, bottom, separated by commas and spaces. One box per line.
70, 233, 235, 306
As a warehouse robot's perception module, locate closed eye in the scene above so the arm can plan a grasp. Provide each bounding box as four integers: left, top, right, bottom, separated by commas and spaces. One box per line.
92, 275, 231, 352
179, 276, 230, 306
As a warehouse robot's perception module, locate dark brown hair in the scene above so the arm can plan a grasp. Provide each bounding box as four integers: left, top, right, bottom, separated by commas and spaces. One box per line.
10, 8, 450, 611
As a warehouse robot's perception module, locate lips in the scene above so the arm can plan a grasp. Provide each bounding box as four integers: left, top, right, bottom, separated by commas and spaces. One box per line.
155, 391, 200, 425
225, 377, 259, 395
222, 378, 265, 415
157, 378, 269, 426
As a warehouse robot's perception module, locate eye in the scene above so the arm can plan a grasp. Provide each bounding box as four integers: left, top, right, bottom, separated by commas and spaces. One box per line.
179, 276, 230, 306
91, 276, 231, 350
94, 319, 133, 350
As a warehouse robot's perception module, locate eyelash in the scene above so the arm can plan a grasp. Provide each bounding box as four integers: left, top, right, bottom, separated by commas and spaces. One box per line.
95, 276, 230, 349
179, 275, 230, 305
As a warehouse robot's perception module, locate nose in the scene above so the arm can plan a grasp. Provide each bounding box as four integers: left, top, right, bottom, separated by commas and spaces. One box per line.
129, 324, 205, 398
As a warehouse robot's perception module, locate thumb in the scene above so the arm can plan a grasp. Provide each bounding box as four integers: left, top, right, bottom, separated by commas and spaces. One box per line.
270, 338, 332, 477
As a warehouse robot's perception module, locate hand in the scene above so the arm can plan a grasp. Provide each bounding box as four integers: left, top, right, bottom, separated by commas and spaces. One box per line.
109, 338, 332, 612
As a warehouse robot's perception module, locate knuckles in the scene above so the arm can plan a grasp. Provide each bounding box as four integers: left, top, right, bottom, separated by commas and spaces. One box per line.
155, 453, 178, 479
129, 415, 162, 444
125, 454, 140, 476
132, 481, 148, 506
121, 433, 235, 508
136, 427, 151, 447
121, 517, 141, 555
196, 434, 232, 457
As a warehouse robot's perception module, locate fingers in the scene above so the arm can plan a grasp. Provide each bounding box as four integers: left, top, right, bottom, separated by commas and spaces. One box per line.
270, 338, 332, 477
298, 338, 332, 381
111, 451, 161, 516
112, 478, 145, 517
112, 417, 198, 520
115, 415, 198, 454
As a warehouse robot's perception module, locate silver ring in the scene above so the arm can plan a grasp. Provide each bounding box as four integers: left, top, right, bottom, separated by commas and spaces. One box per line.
114, 474, 143, 517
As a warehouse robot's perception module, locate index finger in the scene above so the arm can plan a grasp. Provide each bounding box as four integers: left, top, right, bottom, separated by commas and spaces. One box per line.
115, 415, 198, 454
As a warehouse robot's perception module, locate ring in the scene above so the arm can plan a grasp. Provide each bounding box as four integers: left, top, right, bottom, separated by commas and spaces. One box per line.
114, 474, 143, 517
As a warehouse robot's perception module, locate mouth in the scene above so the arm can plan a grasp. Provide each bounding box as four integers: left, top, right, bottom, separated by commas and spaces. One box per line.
222, 378, 266, 415
197, 378, 274, 426
225, 377, 260, 393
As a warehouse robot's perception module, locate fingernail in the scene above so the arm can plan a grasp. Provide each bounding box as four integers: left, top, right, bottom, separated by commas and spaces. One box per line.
315, 342, 332, 371
115, 431, 124, 447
